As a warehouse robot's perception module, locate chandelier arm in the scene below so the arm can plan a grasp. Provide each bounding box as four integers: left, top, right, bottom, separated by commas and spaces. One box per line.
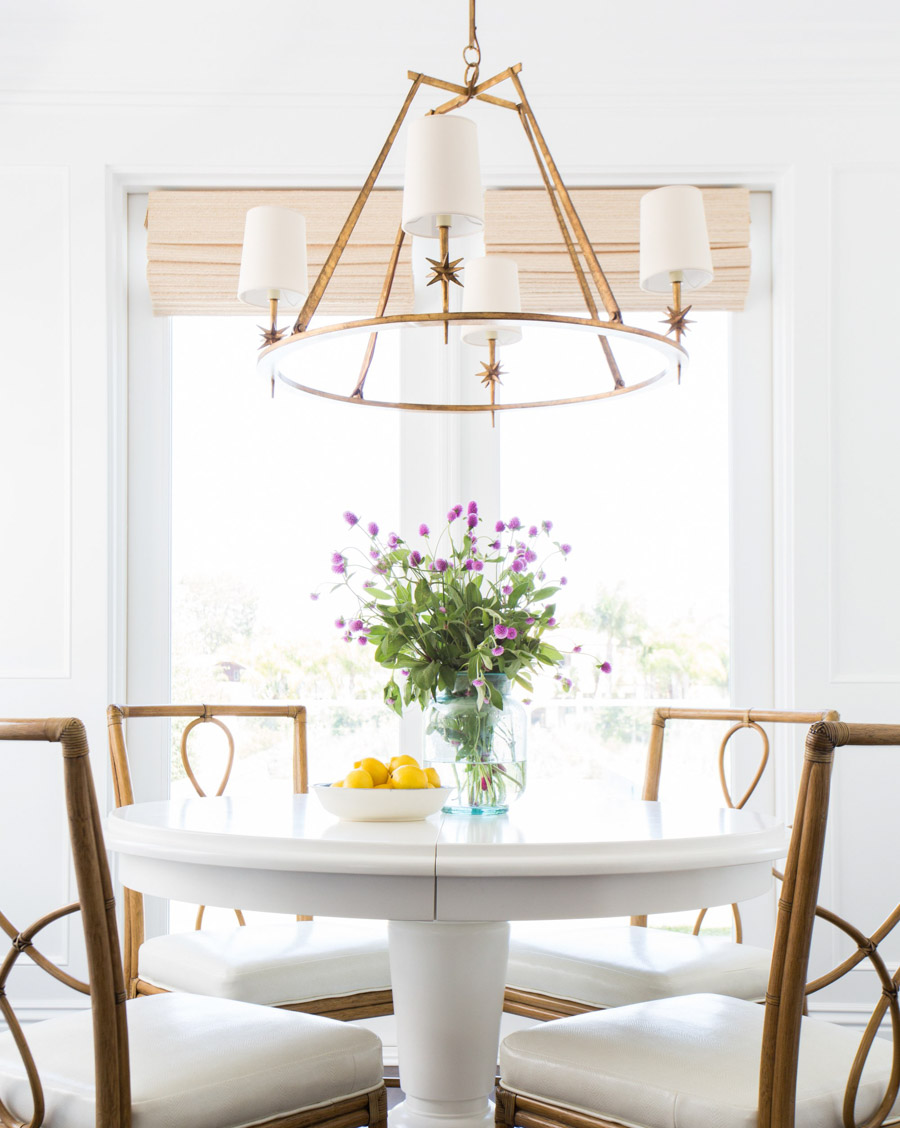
408, 71, 469, 98
517, 106, 625, 389
351, 223, 406, 399
510, 71, 623, 325
292, 73, 424, 336
431, 89, 519, 115
472, 63, 522, 95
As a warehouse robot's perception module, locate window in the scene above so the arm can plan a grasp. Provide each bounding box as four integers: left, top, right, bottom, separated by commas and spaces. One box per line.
124, 190, 773, 941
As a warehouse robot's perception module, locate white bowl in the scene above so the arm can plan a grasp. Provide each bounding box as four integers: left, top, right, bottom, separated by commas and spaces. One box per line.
313, 783, 452, 822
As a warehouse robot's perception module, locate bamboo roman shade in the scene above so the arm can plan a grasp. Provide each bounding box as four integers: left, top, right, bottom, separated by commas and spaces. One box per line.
145, 187, 750, 317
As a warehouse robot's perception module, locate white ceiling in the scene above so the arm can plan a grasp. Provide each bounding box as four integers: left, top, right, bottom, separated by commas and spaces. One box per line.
2, 0, 898, 104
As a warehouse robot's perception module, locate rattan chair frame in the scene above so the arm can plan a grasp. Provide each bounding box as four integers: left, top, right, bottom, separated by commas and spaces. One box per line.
503, 706, 839, 1021
496, 720, 900, 1128
107, 703, 393, 1021
0, 717, 387, 1128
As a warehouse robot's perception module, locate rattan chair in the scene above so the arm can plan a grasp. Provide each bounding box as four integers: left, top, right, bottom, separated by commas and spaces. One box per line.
504, 707, 839, 1020
496, 719, 900, 1128
0, 717, 387, 1128
108, 704, 392, 1020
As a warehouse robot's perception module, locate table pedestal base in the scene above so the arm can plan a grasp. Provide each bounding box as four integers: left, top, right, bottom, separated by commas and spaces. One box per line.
388, 920, 510, 1128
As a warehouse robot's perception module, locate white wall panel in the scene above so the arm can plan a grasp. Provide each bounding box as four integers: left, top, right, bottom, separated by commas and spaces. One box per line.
829, 168, 900, 683
0, 167, 70, 678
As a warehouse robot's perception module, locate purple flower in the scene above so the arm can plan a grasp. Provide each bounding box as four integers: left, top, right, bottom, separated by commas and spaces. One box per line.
387, 532, 399, 548
561, 677, 572, 691
467, 513, 478, 529
508, 517, 521, 530
525, 616, 535, 625
434, 558, 448, 573
472, 678, 485, 688
419, 523, 430, 536
547, 617, 557, 626
343, 511, 358, 527
561, 543, 572, 555
331, 552, 344, 565
528, 525, 538, 537
481, 776, 488, 790
464, 558, 475, 571
309, 593, 320, 601
370, 548, 380, 560
362, 625, 371, 634
537, 570, 546, 581
511, 559, 526, 573
367, 521, 379, 536
502, 583, 513, 595
468, 501, 478, 514
494, 624, 508, 639
350, 619, 364, 632
489, 540, 501, 550
409, 549, 423, 565
560, 576, 568, 585
438, 606, 447, 613
507, 545, 515, 554
358, 636, 368, 646
387, 695, 397, 705
523, 698, 532, 705
331, 563, 345, 574
491, 646, 504, 656
525, 549, 537, 563
343, 631, 352, 642
542, 520, 553, 532
573, 644, 582, 653
335, 618, 345, 628
363, 580, 375, 588
473, 559, 484, 572
601, 661, 612, 674
448, 504, 463, 521
495, 520, 506, 533
401, 669, 410, 677
506, 627, 518, 640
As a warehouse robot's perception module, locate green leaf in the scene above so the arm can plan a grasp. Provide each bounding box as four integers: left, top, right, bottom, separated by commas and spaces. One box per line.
530, 586, 559, 602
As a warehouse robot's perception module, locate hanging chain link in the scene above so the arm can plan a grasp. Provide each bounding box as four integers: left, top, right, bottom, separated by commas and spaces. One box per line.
462, 0, 481, 92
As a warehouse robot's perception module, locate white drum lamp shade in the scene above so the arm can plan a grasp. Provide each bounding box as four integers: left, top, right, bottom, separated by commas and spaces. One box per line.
462, 256, 523, 345
238, 206, 309, 308
639, 186, 713, 293
401, 115, 485, 238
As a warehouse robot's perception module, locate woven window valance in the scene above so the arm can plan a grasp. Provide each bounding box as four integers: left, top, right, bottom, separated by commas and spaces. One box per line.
145, 186, 750, 317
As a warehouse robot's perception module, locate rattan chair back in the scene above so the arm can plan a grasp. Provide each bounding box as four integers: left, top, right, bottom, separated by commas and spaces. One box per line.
630, 707, 839, 935
106, 704, 308, 996
0, 718, 131, 1127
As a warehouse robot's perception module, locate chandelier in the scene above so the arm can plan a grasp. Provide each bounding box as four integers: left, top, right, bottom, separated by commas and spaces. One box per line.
237, 1, 713, 419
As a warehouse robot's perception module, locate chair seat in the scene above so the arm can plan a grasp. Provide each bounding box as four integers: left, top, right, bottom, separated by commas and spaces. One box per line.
138, 918, 391, 1005
0, 992, 384, 1128
507, 922, 771, 1007
499, 992, 900, 1128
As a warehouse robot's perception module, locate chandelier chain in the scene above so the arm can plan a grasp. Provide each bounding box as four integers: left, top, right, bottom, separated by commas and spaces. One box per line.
463, 0, 481, 92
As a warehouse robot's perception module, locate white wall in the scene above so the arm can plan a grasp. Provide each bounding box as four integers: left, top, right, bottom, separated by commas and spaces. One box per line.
1, 0, 899, 1026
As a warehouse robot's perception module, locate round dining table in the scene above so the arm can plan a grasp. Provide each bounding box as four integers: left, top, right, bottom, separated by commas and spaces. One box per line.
106, 784, 786, 1128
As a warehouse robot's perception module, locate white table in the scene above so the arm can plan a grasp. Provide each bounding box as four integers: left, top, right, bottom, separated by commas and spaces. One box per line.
107, 786, 786, 1128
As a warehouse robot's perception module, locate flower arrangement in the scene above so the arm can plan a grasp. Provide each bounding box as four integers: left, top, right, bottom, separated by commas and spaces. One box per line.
316, 503, 610, 812
317, 502, 609, 713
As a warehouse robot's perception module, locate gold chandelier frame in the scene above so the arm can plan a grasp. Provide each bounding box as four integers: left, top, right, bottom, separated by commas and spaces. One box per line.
258, 2, 690, 414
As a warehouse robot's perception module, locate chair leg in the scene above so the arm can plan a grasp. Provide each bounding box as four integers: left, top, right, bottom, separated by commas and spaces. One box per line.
495, 1087, 517, 1125
369, 1087, 388, 1128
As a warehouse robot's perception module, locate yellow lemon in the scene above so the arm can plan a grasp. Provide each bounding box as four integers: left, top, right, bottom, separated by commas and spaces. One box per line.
354, 757, 389, 785
344, 767, 375, 789
332, 780, 344, 787
389, 754, 420, 773
424, 767, 442, 788
391, 764, 429, 790
374, 781, 393, 789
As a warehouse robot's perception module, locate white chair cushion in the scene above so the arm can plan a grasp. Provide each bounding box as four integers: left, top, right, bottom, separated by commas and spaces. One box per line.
507, 922, 771, 1007
138, 918, 391, 1005
0, 992, 383, 1128
500, 992, 900, 1128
